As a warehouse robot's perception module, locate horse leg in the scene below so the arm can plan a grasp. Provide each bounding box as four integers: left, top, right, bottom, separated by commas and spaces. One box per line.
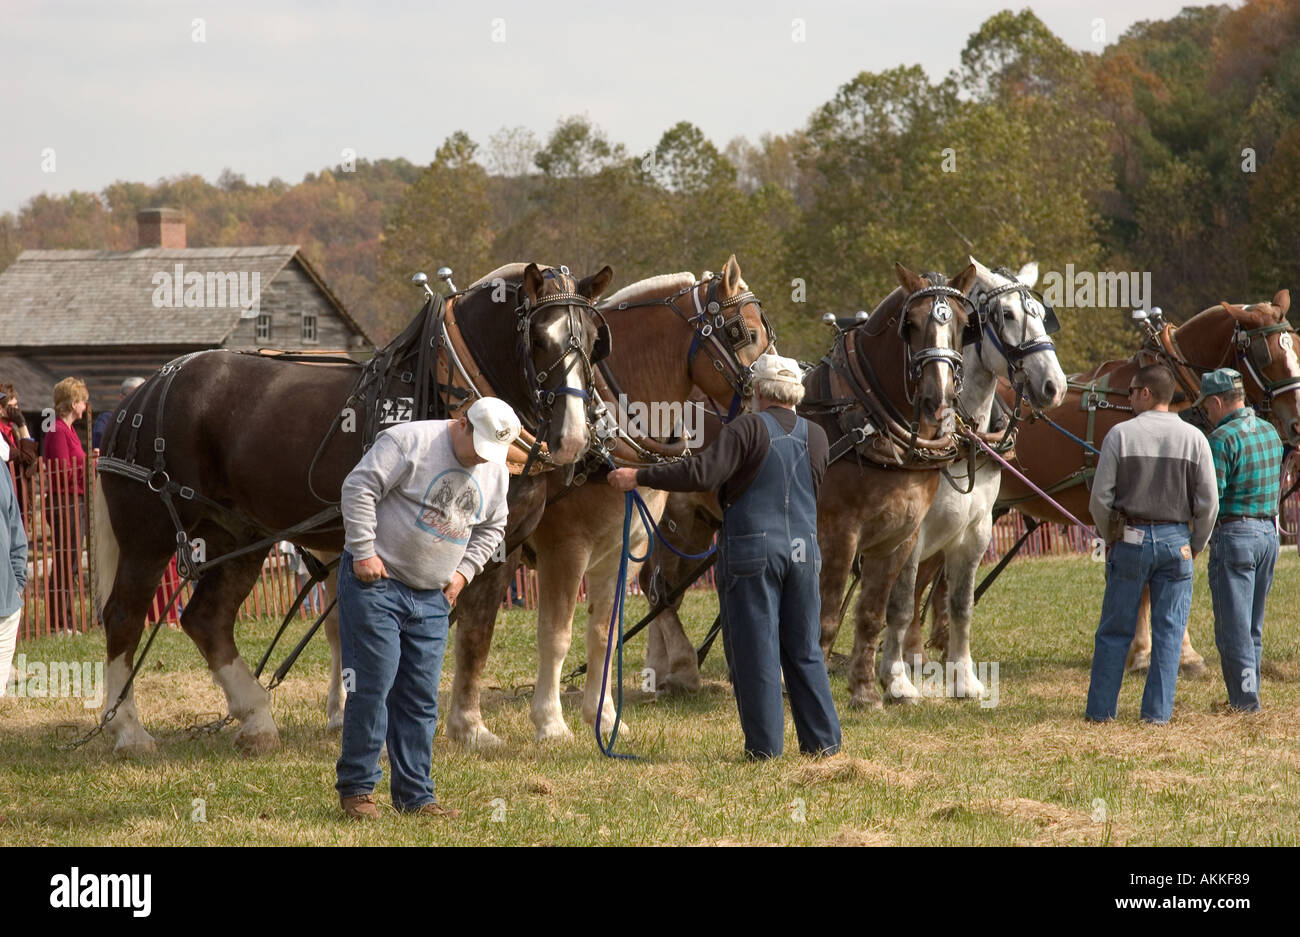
180, 547, 280, 754
816, 520, 859, 662
445, 553, 515, 749
942, 528, 989, 700
100, 555, 173, 756
905, 554, 943, 662
1126, 587, 1153, 672
878, 539, 924, 704
1178, 625, 1206, 677
643, 568, 671, 690
313, 553, 344, 732
531, 534, 589, 742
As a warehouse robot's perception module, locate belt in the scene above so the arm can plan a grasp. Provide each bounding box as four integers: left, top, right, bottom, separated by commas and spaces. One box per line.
1126, 517, 1185, 526
1216, 514, 1273, 526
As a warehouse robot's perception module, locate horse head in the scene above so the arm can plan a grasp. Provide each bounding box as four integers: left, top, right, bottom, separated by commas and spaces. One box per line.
966, 257, 1067, 411
1215, 290, 1300, 446
894, 262, 974, 429
683, 254, 776, 417
514, 262, 615, 464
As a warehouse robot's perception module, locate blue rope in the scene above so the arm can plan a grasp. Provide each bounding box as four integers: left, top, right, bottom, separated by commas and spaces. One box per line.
594, 490, 647, 759
1042, 415, 1102, 456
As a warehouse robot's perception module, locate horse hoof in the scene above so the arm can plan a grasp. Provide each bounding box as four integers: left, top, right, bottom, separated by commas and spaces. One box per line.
1180, 659, 1207, 678
326, 716, 344, 733
534, 719, 573, 743
234, 729, 280, 755
112, 735, 157, 758
847, 692, 883, 711
461, 725, 504, 751
660, 673, 702, 695
1126, 654, 1151, 674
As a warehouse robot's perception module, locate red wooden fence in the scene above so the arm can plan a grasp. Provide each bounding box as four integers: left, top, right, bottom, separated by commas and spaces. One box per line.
8, 452, 1297, 642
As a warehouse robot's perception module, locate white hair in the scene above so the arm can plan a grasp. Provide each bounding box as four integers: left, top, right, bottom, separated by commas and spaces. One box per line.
755, 378, 805, 406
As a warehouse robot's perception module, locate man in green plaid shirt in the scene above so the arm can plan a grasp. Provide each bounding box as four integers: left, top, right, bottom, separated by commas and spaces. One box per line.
1199, 368, 1284, 713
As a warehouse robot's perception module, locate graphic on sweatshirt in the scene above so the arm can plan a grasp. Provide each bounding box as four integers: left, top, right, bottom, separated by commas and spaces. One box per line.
415, 469, 484, 545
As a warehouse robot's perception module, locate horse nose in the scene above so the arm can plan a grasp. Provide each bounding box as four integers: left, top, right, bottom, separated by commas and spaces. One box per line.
921, 392, 943, 420
1043, 379, 1057, 400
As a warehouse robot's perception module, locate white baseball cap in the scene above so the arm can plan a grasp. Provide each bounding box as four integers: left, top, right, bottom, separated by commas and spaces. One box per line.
751, 353, 803, 385
466, 397, 523, 464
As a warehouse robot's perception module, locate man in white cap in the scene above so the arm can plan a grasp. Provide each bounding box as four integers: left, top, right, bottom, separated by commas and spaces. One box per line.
609, 354, 841, 759
335, 397, 520, 819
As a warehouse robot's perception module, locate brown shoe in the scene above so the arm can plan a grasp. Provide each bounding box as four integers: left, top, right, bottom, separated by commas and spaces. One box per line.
403, 801, 460, 819
340, 793, 381, 820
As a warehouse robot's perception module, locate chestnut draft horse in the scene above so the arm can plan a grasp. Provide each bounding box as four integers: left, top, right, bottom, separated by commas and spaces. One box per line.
442, 255, 775, 747
913, 292, 1300, 673
93, 263, 613, 755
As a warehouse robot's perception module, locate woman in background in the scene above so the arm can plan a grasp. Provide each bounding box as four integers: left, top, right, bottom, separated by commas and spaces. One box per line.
42, 378, 89, 635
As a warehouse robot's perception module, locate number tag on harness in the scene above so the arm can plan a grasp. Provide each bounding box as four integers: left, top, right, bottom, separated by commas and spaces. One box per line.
380, 397, 414, 424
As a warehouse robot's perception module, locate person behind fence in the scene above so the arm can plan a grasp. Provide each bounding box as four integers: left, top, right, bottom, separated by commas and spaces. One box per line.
608, 353, 842, 760
1085, 364, 1218, 725
1196, 368, 1284, 714
334, 397, 518, 820
41, 377, 90, 635
0, 383, 37, 475
0, 437, 28, 696
92, 376, 145, 451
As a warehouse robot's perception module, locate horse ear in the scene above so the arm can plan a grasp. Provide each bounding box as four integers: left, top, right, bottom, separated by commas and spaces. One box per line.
894, 262, 923, 295
950, 263, 979, 296
523, 263, 544, 302
1273, 289, 1290, 317
722, 254, 741, 294
1016, 261, 1039, 289
578, 265, 614, 302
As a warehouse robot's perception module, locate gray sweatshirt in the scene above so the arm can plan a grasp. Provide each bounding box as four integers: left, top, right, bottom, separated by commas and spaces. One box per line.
1088, 410, 1219, 553
342, 420, 509, 591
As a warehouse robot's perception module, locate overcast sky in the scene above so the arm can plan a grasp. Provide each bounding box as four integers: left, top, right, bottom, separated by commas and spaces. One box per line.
1, 0, 1228, 214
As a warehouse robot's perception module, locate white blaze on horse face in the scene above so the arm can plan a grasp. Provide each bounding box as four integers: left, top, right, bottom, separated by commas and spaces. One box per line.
541, 313, 587, 463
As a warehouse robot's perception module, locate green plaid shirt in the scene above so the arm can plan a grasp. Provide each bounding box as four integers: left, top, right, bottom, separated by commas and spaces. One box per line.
1207, 407, 1284, 517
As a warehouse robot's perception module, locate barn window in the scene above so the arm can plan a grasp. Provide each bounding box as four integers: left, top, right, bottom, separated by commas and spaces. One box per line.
256, 313, 272, 341
302, 311, 318, 343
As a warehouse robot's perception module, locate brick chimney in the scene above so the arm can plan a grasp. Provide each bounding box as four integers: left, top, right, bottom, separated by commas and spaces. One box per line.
136, 208, 186, 249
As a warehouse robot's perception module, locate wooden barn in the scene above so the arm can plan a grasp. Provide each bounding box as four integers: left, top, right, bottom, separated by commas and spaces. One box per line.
0, 208, 373, 418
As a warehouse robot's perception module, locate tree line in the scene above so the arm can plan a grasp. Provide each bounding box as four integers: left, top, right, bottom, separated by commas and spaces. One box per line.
3, 2, 1298, 371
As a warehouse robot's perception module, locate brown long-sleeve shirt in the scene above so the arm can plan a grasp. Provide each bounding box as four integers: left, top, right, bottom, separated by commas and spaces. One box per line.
635, 407, 828, 511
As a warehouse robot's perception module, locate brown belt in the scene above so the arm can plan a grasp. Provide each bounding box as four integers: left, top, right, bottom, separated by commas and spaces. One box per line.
1126, 517, 1185, 526
1216, 515, 1273, 526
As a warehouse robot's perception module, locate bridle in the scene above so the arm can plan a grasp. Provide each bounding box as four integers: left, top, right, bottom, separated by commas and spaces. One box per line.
603, 272, 776, 422
898, 274, 971, 400
497, 265, 610, 472
1146, 310, 1300, 432
966, 267, 1060, 385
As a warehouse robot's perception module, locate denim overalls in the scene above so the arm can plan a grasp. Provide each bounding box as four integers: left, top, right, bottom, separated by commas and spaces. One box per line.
718, 409, 841, 758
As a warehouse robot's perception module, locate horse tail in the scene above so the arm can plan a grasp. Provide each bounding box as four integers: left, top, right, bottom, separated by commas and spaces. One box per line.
92, 476, 119, 619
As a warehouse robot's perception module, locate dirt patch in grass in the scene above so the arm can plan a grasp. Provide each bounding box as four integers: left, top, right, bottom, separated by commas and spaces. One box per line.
789, 754, 932, 791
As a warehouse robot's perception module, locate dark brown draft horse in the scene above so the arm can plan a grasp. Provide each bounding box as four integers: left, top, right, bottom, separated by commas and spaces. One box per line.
93, 263, 613, 755
910, 293, 1299, 673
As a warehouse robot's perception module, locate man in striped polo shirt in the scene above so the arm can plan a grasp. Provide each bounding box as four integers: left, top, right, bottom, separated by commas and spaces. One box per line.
1198, 368, 1284, 714
1086, 364, 1219, 725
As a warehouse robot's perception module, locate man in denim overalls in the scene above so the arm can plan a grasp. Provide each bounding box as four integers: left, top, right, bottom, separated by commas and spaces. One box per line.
609, 355, 842, 758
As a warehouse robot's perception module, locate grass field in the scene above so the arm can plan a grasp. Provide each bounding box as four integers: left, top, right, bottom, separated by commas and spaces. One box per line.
2, 552, 1298, 846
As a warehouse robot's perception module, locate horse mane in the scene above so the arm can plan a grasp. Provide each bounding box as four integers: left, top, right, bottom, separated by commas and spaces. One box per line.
468, 263, 531, 289
602, 272, 695, 307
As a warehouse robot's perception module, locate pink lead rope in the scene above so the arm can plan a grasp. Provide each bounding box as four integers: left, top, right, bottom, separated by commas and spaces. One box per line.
961, 427, 1098, 536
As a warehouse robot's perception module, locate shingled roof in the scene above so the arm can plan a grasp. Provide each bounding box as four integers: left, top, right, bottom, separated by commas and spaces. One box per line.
0, 246, 369, 347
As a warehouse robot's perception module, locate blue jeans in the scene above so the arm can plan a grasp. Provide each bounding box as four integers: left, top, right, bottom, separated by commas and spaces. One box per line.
335, 552, 450, 810
1085, 523, 1194, 724
1208, 519, 1277, 712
